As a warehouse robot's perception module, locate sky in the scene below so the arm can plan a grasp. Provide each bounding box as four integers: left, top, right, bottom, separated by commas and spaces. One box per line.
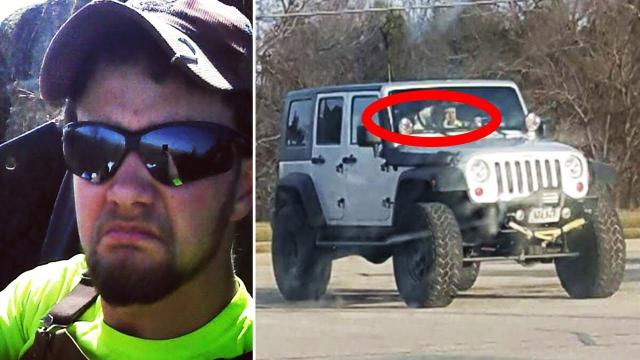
0, 0, 46, 22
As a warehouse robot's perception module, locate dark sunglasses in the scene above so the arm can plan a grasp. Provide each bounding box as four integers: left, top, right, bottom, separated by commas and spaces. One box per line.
62, 121, 250, 187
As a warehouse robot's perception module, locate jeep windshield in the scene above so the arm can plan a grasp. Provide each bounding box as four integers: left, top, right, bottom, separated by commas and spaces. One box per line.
389, 86, 526, 136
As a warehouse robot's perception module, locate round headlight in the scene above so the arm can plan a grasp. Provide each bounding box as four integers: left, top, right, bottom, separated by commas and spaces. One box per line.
469, 159, 490, 183
398, 118, 413, 135
565, 155, 583, 178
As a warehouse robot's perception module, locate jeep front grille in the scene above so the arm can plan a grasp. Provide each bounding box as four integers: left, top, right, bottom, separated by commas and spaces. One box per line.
494, 159, 562, 195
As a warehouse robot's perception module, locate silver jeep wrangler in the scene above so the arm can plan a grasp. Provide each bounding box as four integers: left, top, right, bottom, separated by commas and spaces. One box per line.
272, 80, 625, 308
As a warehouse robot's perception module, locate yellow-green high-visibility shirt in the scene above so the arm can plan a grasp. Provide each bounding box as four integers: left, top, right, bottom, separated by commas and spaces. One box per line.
0, 254, 253, 359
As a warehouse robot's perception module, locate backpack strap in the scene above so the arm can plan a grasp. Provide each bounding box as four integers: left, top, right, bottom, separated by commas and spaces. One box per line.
20, 274, 97, 360
44, 274, 97, 327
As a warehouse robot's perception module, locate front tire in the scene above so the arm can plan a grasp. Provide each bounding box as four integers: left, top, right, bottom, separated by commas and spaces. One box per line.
272, 201, 331, 301
555, 200, 626, 298
393, 203, 463, 308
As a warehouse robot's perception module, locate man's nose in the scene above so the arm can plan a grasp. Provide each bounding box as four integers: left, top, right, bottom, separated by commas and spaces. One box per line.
105, 153, 156, 212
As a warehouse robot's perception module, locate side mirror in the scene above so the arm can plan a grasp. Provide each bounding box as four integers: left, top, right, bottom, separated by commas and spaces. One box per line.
537, 117, 555, 139
357, 126, 381, 146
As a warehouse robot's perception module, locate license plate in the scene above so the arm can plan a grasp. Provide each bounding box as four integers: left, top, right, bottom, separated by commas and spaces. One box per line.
528, 207, 560, 224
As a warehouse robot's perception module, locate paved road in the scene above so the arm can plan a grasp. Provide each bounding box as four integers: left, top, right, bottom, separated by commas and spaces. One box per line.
256, 240, 640, 359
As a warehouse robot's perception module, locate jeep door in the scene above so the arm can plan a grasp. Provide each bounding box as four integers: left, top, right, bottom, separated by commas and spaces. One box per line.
342, 93, 399, 226
311, 93, 348, 222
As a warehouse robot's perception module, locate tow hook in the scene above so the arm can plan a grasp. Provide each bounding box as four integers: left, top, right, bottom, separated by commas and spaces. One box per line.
507, 218, 587, 245
507, 221, 533, 239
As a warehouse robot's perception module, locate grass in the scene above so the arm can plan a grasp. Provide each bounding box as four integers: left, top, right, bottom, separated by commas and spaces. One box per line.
624, 228, 640, 239
620, 211, 640, 229
256, 222, 271, 243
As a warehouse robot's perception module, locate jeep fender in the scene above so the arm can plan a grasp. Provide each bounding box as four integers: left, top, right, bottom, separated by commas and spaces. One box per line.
588, 160, 616, 186
394, 167, 468, 205
275, 173, 326, 227
398, 167, 468, 191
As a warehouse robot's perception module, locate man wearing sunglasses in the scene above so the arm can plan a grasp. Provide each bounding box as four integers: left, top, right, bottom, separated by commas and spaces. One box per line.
0, 0, 253, 359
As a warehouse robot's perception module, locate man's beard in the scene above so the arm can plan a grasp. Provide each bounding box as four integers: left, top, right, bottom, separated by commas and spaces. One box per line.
85, 175, 238, 307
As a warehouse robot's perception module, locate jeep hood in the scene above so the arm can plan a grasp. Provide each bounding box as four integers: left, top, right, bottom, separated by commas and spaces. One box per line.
398, 138, 577, 156
384, 138, 581, 167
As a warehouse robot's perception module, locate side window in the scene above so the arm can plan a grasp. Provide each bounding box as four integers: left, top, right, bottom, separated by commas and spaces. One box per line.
316, 97, 343, 145
351, 96, 379, 144
285, 100, 312, 147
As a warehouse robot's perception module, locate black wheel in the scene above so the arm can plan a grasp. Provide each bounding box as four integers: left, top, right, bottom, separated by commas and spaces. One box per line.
456, 262, 480, 291
271, 200, 331, 301
393, 202, 463, 308
555, 200, 626, 298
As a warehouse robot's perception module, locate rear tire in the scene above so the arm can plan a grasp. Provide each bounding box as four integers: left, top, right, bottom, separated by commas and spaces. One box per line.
393, 203, 462, 308
555, 200, 625, 298
456, 262, 480, 291
272, 200, 331, 301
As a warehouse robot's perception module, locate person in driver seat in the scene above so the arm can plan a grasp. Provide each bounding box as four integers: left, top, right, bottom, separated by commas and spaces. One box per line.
443, 107, 465, 129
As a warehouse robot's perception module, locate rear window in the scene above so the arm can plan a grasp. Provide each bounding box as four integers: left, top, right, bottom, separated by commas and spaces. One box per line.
285, 99, 312, 147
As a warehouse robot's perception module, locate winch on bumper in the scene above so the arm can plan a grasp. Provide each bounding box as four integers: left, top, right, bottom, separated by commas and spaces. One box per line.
462, 189, 598, 263
506, 217, 585, 244
504, 190, 589, 245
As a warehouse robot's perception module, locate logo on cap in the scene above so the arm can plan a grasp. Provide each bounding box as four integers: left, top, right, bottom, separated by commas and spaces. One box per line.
132, 0, 178, 12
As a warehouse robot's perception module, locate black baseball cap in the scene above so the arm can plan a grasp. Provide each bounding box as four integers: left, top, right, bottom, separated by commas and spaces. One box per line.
40, 0, 252, 102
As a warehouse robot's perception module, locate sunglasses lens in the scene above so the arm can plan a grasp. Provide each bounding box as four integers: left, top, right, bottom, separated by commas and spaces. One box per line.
63, 124, 126, 183
140, 125, 234, 186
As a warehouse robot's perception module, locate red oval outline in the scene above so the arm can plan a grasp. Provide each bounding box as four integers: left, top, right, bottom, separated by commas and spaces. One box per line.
361, 89, 502, 147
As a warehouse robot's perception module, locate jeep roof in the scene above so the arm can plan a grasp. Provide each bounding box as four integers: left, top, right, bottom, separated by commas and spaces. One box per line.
285, 79, 522, 98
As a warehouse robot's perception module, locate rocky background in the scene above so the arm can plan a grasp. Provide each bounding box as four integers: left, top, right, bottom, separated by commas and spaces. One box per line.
0, 0, 89, 141
0, 0, 252, 142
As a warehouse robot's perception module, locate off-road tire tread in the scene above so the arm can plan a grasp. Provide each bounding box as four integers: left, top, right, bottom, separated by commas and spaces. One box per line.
393, 202, 463, 308
272, 202, 331, 301
555, 200, 625, 298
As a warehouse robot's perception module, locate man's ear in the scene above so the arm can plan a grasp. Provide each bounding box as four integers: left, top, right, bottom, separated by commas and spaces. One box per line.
229, 158, 252, 222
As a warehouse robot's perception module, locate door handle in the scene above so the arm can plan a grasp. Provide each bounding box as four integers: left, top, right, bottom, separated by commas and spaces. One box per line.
311, 155, 325, 165
342, 154, 357, 164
